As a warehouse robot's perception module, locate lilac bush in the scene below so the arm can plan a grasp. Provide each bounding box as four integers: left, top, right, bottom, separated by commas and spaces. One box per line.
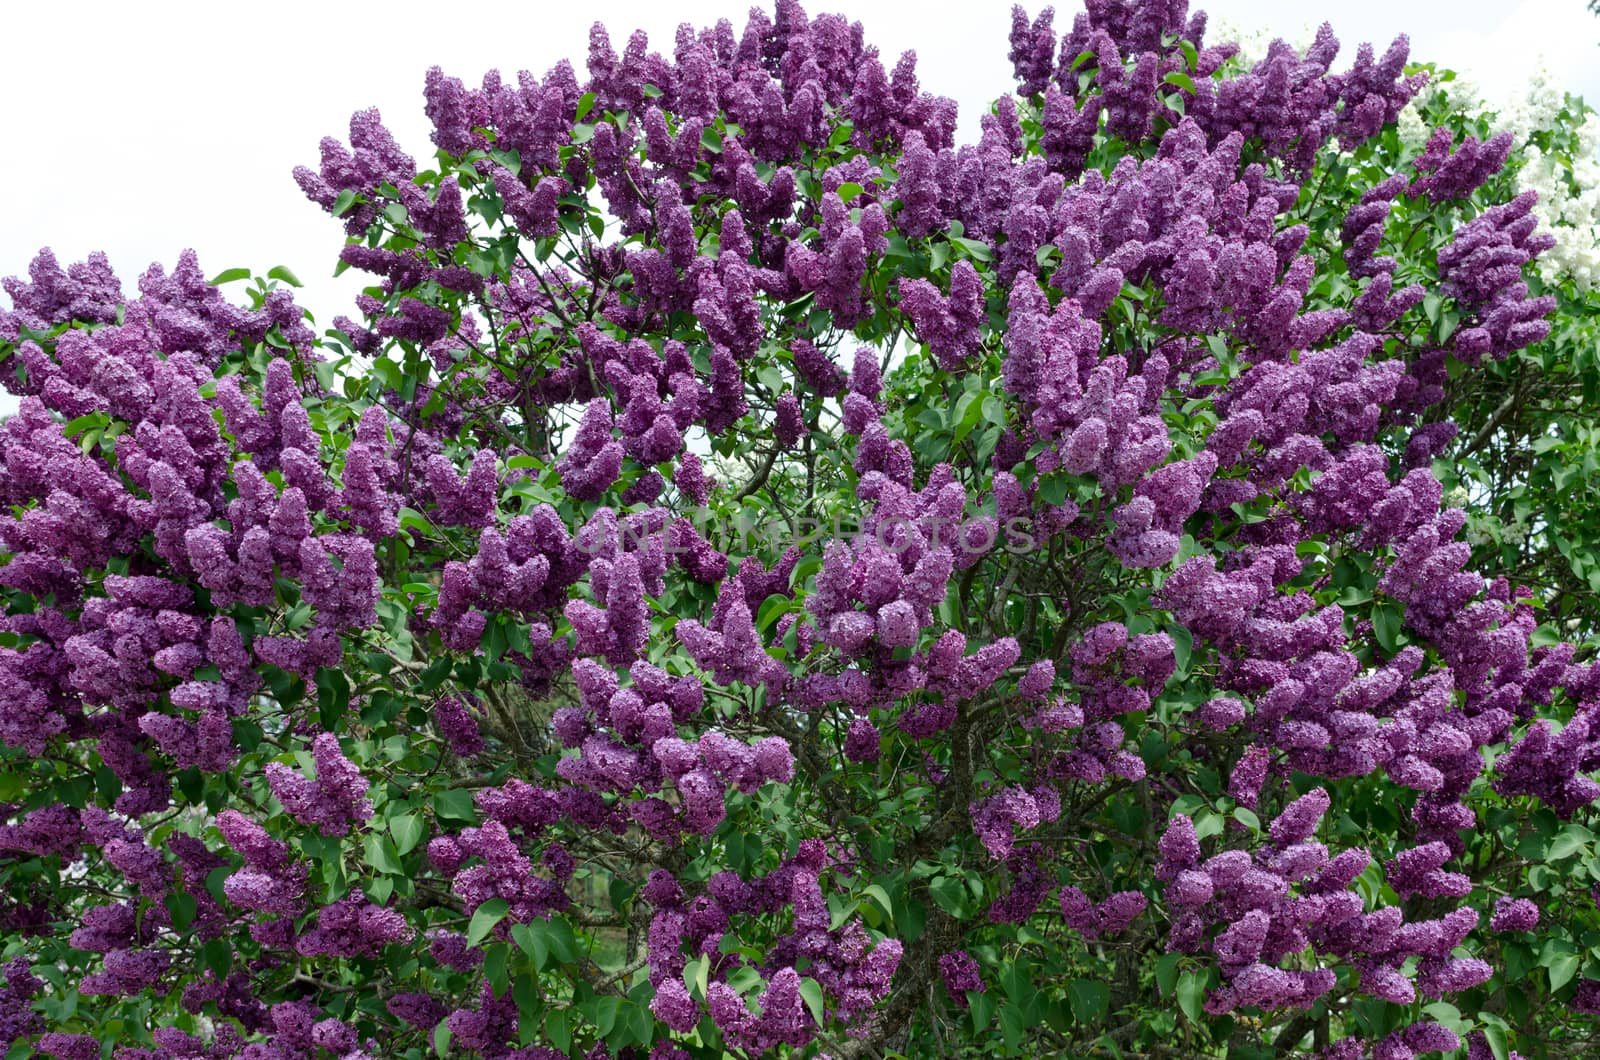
0, 0, 1597, 1056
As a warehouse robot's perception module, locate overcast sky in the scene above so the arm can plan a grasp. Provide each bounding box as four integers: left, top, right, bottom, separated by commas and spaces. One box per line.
2, 0, 1596, 338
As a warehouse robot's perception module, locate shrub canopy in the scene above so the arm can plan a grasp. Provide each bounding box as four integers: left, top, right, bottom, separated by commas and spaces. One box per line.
2, 1, 1600, 1058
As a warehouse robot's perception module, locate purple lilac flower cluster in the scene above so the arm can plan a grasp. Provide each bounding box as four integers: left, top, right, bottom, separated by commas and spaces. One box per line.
1159, 791, 1494, 1025
643, 842, 902, 1044
264, 732, 374, 836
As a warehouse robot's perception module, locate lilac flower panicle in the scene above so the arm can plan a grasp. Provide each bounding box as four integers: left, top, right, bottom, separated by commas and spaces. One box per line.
266, 733, 374, 836
938, 948, 985, 1006
1490, 897, 1538, 933
434, 696, 486, 757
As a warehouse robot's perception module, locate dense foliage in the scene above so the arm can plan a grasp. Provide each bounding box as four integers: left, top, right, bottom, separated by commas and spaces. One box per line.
2, 1, 1600, 1057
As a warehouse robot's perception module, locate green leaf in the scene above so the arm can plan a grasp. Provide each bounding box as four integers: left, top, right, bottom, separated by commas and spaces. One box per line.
1036, 473, 1071, 509
1169, 623, 1194, 678
756, 592, 791, 633
165, 891, 198, 931
1481, 1024, 1509, 1060
592, 995, 622, 1037
1068, 979, 1109, 1023
799, 977, 826, 1026
1372, 601, 1403, 652
483, 942, 510, 996
62, 412, 108, 438
487, 148, 521, 178
1547, 825, 1592, 861
863, 883, 893, 919
969, 989, 995, 1031
684, 954, 711, 999
1423, 1002, 1461, 1026
467, 897, 510, 947
1203, 334, 1232, 366
928, 876, 967, 918
999, 1004, 1026, 1051
1155, 953, 1181, 997
201, 937, 232, 978
433, 787, 477, 823
574, 92, 597, 122
364, 833, 403, 875
514, 975, 542, 1041
419, 656, 453, 693
434, 1022, 452, 1057
204, 865, 232, 907
726, 964, 765, 995
950, 391, 983, 445
1176, 972, 1206, 1023
267, 265, 303, 287
1548, 953, 1580, 992
546, 1009, 570, 1053
981, 394, 1006, 427
209, 267, 253, 285
884, 233, 914, 260
512, 923, 548, 970
1232, 807, 1260, 832
620, 1001, 653, 1048
332, 189, 359, 217
1162, 71, 1197, 93
543, 916, 579, 963
389, 813, 424, 856
315, 667, 351, 730
609, 876, 637, 911
953, 237, 993, 262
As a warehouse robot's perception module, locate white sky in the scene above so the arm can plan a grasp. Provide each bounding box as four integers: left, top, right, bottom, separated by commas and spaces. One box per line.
1, 0, 1595, 349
